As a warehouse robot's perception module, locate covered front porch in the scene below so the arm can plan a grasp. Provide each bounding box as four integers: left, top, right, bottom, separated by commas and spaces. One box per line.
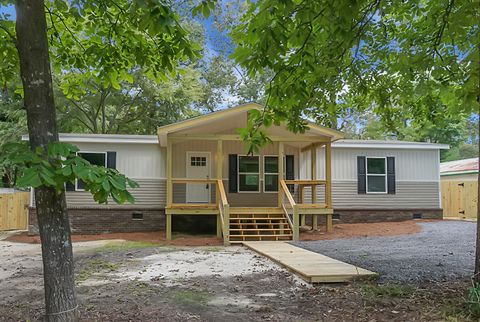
157, 104, 343, 245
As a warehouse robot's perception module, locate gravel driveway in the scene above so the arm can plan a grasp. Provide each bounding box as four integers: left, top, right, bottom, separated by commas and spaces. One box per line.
293, 221, 476, 283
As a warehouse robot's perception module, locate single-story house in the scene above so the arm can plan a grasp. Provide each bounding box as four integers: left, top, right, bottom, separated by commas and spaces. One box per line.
440, 158, 479, 181
25, 103, 449, 244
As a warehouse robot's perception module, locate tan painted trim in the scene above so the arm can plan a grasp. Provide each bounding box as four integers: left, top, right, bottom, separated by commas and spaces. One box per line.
166, 209, 219, 215
169, 134, 331, 142
301, 142, 326, 152
157, 103, 262, 135
284, 180, 326, 185
298, 208, 334, 215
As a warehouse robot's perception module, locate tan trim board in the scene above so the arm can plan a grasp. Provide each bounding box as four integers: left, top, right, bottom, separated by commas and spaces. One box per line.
166, 208, 219, 215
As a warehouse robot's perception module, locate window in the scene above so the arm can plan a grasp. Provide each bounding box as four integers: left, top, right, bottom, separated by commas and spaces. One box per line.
238, 155, 259, 192
264, 156, 278, 192
191, 156, 206, 167
76, 152, 107, 190
366, 157, 387, 193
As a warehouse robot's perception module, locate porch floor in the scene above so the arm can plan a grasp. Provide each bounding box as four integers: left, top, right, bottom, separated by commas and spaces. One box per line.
243, 241, 376, 283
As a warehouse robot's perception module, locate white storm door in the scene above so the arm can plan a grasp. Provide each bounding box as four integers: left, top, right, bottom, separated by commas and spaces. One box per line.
186, 152, 211, 203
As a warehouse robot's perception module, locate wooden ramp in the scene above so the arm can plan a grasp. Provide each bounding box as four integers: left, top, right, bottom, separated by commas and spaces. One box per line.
243, 241, 376, 283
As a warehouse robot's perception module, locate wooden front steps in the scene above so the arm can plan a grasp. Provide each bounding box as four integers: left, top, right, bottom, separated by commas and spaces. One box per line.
229, 207, 293, 243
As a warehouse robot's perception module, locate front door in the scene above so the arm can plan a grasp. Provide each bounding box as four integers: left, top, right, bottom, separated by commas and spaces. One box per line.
186, 152, 210, 203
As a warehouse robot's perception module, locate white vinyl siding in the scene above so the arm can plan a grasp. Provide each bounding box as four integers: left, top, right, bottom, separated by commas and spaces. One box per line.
301, 148, 439, 182
70, 142, 166, 179
300, 181, 440, 209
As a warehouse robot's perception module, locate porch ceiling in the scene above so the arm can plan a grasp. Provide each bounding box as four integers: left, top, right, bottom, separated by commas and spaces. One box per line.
157, 103, 344, 146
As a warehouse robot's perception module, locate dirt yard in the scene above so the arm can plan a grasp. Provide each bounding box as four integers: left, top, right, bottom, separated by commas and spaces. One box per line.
0, 221, 476, 321
6, 219, 424, 245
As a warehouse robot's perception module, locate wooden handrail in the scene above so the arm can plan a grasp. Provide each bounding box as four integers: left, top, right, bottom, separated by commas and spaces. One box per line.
281, 204, 294, 228
284, 179, 326, 185
172, 178, 218, 184
280, 179, 296, 206
217, 179, 228, 206
215, 179, 230, 246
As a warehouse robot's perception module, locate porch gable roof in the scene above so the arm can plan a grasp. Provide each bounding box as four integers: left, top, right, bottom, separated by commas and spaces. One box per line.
156, 103, 344, 146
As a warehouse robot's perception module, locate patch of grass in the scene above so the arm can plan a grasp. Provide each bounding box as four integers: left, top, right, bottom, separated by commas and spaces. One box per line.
76, 259, 120, 284
440, 300, 471, 322
97, 241, 161, 252
439, 283, 480, 321
467, 282, 480, 319
127, 281, 158, 296
361, 283, 415, 298
172, 290, 212, 307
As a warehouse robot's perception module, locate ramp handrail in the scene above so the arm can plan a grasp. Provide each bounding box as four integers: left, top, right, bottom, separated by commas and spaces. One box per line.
216, 179, 230, 245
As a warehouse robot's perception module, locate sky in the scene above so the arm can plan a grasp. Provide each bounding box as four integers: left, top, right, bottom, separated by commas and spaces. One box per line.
0, 4, 14, 18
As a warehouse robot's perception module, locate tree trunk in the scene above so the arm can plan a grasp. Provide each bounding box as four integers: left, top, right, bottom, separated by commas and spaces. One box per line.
15, 1, 78, 321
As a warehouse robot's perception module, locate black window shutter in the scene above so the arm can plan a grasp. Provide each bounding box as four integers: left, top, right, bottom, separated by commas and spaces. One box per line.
65, 181, 75, 191
357, 156, 366, 194
107, 152, 117, 169
285, 155, 295, 193
228, 154, 237, 193
285, 155, 294, 180
387, 157, 396, 194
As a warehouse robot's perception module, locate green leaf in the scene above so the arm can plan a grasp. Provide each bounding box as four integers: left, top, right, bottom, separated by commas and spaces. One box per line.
17, 168, 42, 188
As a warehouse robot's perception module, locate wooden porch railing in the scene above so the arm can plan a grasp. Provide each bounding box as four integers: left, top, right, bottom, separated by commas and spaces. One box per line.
216, 179, 230, 245
284, 179, 331, 208
280, 179, 297, 240
280, 179, 334, 240
168, 178, 230, 244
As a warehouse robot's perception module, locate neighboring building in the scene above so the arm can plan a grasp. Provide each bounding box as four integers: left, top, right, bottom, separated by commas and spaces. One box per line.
24, 103, 449, 242
440, 158, 479, 181
440, 157, 479, 219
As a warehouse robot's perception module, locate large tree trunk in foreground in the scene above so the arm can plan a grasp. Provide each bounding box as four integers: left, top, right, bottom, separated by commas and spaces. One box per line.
15, 1, 77, 320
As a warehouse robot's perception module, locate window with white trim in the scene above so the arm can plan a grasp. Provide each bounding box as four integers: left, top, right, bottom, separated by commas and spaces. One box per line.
366, 157, 387, 193
264, 156, 278, 192
76, 152, 107, 190
238, 155, 259, 192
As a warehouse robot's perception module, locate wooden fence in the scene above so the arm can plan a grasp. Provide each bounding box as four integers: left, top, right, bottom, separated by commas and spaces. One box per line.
0, 191, 29, 231
441, 181, 478, 219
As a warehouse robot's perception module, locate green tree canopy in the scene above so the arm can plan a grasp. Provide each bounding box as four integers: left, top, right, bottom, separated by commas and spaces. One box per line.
231, 0, 479, 151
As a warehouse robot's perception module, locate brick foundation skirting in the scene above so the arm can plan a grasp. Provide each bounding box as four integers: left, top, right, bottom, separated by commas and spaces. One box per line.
304, 208, 443, 225
28, 207, 442, 235
28, 207, 165, 235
